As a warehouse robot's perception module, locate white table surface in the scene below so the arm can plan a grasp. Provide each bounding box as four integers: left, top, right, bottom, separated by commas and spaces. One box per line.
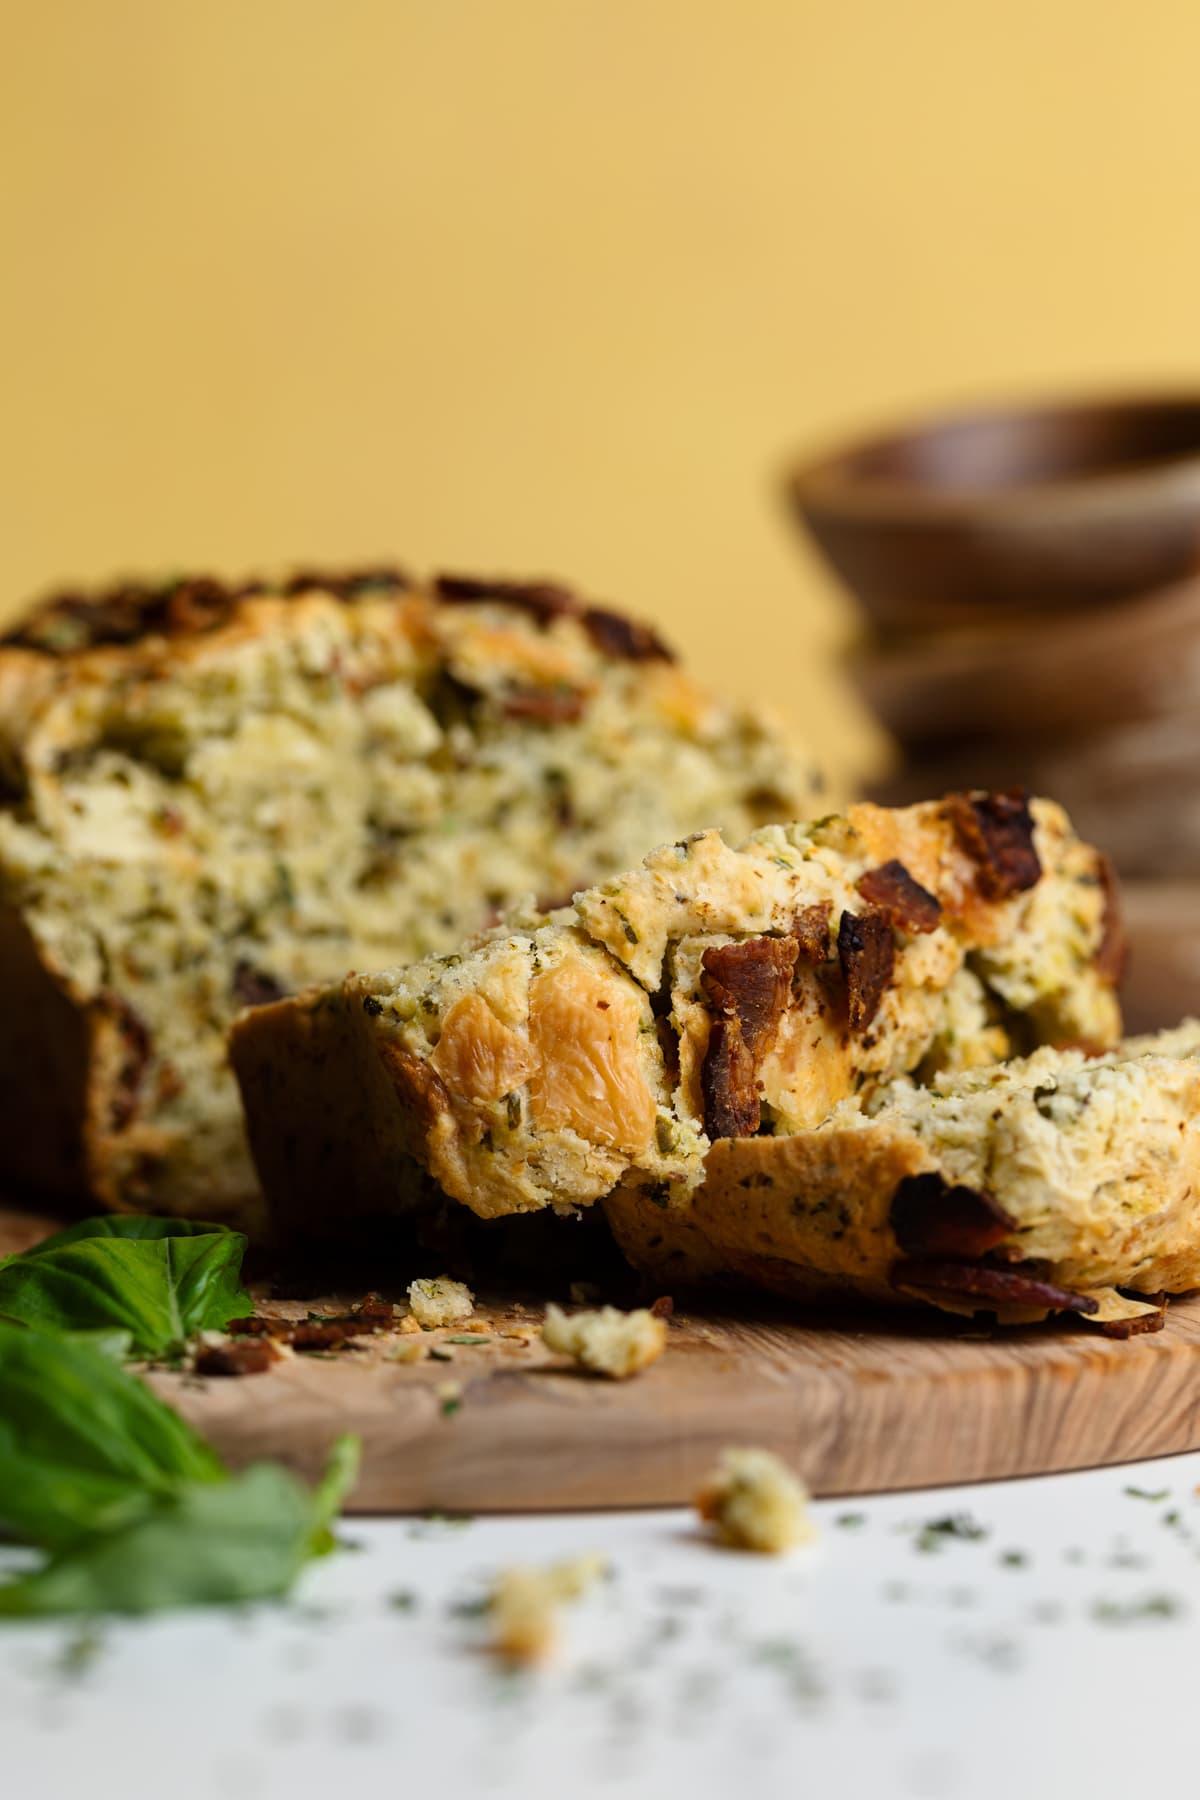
6, 1450, 1198, 1800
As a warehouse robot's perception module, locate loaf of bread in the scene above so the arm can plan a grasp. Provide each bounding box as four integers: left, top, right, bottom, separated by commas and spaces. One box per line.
0, 567, 821, 1227
606, 1023, 1200, 1332
230, 793, 1125, 1265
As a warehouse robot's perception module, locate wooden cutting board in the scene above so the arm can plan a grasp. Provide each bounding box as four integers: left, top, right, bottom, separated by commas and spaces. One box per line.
5, 1202, 1200, 1510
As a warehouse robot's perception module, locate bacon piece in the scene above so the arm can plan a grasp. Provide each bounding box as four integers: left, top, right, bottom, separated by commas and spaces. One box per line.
857, 860, 942, 934
282, 565, 410, 599
1098, 1291, 1168, 1339
163, 578, 237, 636
434, 574, 579, 624
889, 1174, 1017, 1259
792, 901, 833, 962
1099, 1307, 1167, 1339
4, 567, 411, 653
649, 1294, 675, 1319
290, 1321, 365, 1352
499, 684, 586, 724
232, 961, 287, 1009
943, 790, 1041, 899
352, 1293, 397, 1327
701, 936, 799, 1060
699, 936, 799, 1139
228, 1300, 393, 1346
837, 910, 894, 1033
1093, 854, 1128, 985
581, 606, 675, 663
891, 1259, 1099, 1315
699, 1017, 759, 1138
194, 1339, 276, 1377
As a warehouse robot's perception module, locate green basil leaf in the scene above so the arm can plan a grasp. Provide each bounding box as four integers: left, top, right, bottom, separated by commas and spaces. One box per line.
18, 1216, 233, 1257
0, 1322, 224, 1550
63, 1328, 135, 1361
0, 1233, 252, 1357
0, 1436, 360, 1617
308, 1433, 363, 1557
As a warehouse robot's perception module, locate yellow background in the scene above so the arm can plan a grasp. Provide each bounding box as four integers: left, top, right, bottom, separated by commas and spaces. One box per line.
4, 1, 1199, 783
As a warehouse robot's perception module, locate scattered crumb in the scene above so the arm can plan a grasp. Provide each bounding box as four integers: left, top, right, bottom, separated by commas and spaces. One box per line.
382, 1339, 423, 1364
541, 1302, 667, 1378
397, 1314, 422, 1336
695, 1449, 813, 1554
408, 1276, 475, 1329
488, 1554, 609, 1665
193, 1336, 278, 1377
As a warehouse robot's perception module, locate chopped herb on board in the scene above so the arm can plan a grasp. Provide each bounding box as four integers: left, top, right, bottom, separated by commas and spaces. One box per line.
1124, 1485, 1170, 1502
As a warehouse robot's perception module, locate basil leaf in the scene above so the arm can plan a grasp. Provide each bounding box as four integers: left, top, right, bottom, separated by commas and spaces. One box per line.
0, 1436, 360, 1617
63, 1328, 135, 1362
19, 1216, 232, 1257
0, 1322, 223, 1550
0, 1233, 252, 1357
308, 1433, 364, 1556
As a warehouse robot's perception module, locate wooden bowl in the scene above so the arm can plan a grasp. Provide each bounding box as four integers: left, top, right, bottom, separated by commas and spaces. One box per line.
788, 393, 1200, 633
870, 712, 1200, 879
852, 572, 1200, 745
1117, 880, 1200, 1034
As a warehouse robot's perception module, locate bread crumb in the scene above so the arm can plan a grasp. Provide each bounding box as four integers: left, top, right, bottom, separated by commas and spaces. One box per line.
382, 1339, 423, 1364
541, 1303, 666, 1378
489, 1554, 609, 1665
408, 1275, 475, 1328
695, 1448, 813, 1554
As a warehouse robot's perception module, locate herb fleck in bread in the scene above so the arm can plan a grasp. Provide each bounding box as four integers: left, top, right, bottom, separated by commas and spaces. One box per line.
231, 793, 1123, 1258
0, 568, 821, 1227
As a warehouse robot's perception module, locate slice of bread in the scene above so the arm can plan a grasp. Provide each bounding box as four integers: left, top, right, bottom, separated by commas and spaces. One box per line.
0, 568, 821, 1227
605, 1022, 1200, 1330
231, 793, 1124, 1260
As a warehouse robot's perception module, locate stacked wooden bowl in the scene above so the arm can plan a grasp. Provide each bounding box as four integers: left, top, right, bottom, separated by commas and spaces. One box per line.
788, 394, 1200, 1032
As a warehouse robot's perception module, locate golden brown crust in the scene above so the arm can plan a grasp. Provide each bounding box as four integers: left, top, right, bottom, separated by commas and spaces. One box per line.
4, 565, 674, 667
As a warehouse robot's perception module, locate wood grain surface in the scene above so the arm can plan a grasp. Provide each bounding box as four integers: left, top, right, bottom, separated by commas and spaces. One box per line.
5, 1203, 1200, 1510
